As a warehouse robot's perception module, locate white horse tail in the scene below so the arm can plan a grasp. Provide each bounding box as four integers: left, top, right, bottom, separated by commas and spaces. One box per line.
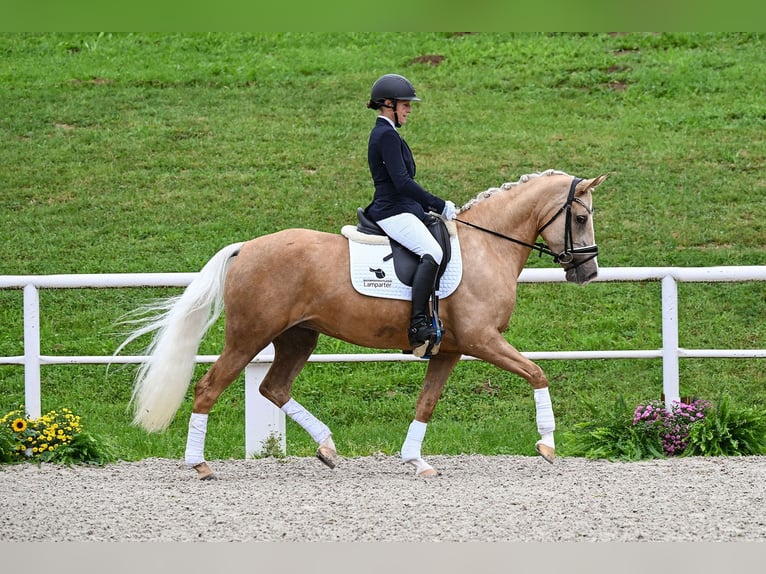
116, 242, 245, 433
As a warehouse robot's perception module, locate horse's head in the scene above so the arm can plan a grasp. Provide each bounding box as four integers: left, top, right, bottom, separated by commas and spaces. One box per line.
538, 174, 608, 285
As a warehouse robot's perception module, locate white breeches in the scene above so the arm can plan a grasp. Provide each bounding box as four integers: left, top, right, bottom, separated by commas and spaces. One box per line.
376, 213, 443, 264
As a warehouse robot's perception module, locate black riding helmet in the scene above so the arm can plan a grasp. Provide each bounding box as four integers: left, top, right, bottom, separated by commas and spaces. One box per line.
367, 74, 421, 127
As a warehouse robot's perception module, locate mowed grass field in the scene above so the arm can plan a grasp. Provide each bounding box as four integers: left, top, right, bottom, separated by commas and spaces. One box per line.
1, 32, 764, 461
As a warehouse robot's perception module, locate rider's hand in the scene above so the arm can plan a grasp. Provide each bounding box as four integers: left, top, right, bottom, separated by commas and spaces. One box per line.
441, 200, 457, 221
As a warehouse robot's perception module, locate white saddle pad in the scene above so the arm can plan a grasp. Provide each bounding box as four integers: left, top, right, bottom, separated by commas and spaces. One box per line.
341, 225, 463, 301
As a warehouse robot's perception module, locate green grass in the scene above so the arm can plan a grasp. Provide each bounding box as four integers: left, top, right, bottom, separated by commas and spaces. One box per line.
1, 32, 765, 461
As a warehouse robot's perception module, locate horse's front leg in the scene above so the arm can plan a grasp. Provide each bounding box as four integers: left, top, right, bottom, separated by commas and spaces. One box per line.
402, 352, 461, 477
468, 333, 556, 464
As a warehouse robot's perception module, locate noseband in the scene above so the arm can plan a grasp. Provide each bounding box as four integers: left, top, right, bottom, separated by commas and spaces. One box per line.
454, 177, 598, 270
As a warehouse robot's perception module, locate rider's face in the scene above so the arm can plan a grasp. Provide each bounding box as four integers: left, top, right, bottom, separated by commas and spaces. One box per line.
395, 100, 412, 125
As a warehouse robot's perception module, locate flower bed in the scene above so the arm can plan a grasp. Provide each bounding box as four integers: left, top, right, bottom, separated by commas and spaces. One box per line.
564, 394, 766, 460
1, 406, 115, 465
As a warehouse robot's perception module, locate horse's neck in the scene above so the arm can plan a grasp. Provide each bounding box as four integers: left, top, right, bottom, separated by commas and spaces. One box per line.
464, 187, 542, 244
459, 184, 555, 278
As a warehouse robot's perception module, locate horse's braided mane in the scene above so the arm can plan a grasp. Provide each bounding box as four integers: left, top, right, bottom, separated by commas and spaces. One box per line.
459, 169, 570, 212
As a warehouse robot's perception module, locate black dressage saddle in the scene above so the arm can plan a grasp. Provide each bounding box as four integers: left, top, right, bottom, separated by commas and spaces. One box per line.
355, 207, 452, 286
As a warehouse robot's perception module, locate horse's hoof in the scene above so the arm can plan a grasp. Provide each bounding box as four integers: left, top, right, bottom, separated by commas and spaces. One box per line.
535, 441, 555, 464
192, 462, 218, 480
316, 446, 337, 469
405, 457, 439, 477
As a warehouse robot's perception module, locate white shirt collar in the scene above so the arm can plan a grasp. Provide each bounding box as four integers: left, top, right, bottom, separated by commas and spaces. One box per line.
379, 115, 397, 129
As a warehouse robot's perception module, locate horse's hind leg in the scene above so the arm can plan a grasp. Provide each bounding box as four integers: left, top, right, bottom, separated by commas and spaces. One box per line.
186, 344, 259, 479
258, 327, 338, 469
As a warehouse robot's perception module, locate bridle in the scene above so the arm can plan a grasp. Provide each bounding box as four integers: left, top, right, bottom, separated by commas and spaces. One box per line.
454, 177, 598, 270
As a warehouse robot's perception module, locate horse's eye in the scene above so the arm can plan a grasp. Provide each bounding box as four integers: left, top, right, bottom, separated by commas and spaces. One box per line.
576, 214, 588, 225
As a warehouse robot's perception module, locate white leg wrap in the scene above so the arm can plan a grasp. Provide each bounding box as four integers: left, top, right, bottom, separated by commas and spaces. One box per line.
534, 387, 556, 448
401, 420, 427, 462
320, 435, 336, 452
280, 398, 332, 445
184, 412, 208, 466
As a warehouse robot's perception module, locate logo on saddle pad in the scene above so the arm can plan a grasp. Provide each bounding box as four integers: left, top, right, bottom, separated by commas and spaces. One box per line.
341, 226, 463, 301
364, 267, 392, 289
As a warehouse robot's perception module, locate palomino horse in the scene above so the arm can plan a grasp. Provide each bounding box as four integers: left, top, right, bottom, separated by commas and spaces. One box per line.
118, 170, 607, 479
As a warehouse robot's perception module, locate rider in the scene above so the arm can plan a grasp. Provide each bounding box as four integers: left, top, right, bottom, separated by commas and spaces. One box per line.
364, 73, 457, 349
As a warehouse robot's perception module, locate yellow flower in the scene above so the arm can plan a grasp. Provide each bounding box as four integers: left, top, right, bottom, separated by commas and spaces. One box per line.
12, 418, 27, 432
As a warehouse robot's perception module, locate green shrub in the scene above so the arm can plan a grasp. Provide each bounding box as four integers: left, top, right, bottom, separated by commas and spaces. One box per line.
685, 395, 766, 456
563, 395, 666, 460
0, 427, 18, 464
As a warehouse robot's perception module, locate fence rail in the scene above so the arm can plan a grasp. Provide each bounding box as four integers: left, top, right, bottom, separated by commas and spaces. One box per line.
2, 266, 765, 457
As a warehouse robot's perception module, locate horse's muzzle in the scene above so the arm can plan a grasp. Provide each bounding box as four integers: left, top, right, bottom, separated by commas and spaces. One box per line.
562, 245, 599, 284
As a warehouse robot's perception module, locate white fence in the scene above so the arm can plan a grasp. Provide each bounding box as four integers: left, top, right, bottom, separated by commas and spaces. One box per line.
2, 266, 765, 457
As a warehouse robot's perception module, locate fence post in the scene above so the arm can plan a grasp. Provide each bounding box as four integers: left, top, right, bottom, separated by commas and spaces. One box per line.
661, 275, 680, 409
23, 284, 42, 419
244, 345, 285, 458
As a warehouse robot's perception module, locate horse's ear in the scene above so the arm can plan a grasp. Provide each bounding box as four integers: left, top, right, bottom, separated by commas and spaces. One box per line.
577, 173, 609, 194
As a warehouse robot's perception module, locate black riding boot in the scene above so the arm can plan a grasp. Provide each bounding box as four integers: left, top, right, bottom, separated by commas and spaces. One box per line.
408, 254, 439, 348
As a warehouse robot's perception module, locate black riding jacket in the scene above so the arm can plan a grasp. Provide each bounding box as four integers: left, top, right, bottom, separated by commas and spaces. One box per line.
365, 116, 446, 222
